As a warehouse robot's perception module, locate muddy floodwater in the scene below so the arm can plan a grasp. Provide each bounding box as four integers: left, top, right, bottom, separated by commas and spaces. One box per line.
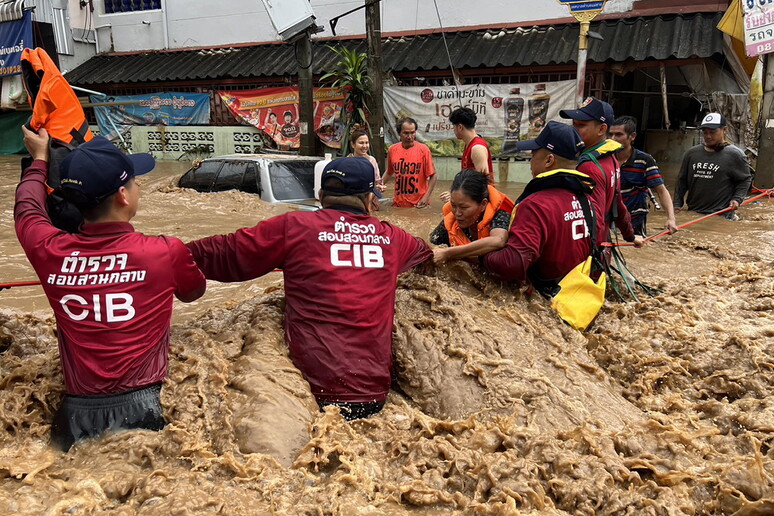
0, 155, 772, 515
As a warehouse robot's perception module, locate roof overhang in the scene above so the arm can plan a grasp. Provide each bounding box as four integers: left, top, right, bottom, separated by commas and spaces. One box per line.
65, 12, 725, 86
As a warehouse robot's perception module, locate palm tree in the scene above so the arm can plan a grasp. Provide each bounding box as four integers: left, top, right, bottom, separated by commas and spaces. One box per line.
320, 46, 372, 156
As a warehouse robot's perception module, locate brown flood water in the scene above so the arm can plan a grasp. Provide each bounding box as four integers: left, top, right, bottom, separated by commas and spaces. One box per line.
0, 155, 772, 515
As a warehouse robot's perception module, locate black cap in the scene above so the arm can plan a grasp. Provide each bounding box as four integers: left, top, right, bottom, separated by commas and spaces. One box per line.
59, 136, 155, 206
321, 157, 382, 198
560, 97, 615, 125
515, 121, 585, 160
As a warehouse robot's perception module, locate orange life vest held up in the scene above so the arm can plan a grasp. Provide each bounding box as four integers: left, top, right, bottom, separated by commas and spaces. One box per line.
442, 186, 515, 247
21, 47, 93, 145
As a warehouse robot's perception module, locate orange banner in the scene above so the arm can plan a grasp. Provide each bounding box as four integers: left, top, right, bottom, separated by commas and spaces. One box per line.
219, 87, 346, 149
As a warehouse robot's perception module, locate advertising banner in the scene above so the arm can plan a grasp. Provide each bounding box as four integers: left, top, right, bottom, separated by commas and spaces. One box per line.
742, 0, 774, 57
218, 87, 346, 150
90, 92, 211, 141
0, 11, 31, 77
383, 81, 576, 156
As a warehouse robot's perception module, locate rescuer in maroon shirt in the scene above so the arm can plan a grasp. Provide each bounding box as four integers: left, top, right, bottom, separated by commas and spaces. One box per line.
483, 121, 601, 289
14, 128, 206, 451
187, 157, 432, 420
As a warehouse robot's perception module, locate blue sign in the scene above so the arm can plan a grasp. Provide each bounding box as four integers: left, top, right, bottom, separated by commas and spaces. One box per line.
90, 92, 211, 141
569, 1, 605, 11
0, 11, 32, 77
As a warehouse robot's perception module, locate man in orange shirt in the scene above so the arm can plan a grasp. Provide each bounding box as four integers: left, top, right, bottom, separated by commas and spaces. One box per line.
384, 118, 437, 208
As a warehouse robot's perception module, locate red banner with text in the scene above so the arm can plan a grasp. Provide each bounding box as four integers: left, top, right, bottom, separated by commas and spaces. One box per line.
218, 87, 346, 149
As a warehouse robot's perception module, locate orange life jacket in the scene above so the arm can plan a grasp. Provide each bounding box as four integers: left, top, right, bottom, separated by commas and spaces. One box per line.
21, 47, 93, 145
443, 186, 515, 246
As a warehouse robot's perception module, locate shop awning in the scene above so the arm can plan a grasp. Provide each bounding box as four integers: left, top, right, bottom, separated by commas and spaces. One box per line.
65, 12, 724, 86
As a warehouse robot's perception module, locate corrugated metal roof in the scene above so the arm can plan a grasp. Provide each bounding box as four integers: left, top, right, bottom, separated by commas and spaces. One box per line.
65, 12, 724, 86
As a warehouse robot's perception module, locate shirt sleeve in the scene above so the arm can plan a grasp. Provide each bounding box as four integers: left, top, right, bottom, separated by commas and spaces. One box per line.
429, 219, 449, 245
14, 160, 60, 261
186, 215, 288, 282
483, 202, 543, 283
643, 154, 665, 188
726, 148, 753, 203
490, 209, 512, 231
612, 192, 635, 242
395, 228, 433, 274
167, 237, 206, 302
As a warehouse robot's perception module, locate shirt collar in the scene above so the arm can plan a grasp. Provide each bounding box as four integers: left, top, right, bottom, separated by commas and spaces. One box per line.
79, 221, 135, 236
325, 205, 368, 215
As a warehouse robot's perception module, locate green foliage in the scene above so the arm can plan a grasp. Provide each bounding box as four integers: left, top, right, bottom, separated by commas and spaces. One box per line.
321, 45, 372, 156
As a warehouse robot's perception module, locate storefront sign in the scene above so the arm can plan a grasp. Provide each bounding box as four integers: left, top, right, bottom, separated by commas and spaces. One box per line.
383, 81, 575, 156
556, 0, 607, 14
0, 11, 31, 77
90, 92, 211, 141
219, 87, 345, 149
742, 0, 774, 56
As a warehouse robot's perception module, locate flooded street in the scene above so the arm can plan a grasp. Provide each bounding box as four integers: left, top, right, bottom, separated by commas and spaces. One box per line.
0, 154, 772, 515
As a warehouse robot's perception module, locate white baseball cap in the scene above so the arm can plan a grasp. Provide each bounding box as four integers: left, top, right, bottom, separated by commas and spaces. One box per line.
699, 113, 726, 129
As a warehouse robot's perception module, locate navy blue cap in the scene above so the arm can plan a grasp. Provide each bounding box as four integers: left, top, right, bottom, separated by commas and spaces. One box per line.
560, 97, 615, 125
59, 136, 155, 206
321, 156, 382, 198
516, 121, 585, 160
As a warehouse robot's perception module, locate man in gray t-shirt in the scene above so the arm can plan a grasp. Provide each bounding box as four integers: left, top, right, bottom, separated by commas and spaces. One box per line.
674, 113, 752, 218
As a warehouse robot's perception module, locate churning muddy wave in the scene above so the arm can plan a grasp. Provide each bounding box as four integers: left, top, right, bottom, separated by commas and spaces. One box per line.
1, 244, 772, 515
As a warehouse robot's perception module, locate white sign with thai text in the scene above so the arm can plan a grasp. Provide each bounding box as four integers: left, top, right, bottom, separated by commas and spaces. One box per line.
743, 0, 774, 57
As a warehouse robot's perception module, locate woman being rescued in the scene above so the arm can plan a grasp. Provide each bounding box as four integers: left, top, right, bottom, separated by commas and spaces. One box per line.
430, 169, 515, 263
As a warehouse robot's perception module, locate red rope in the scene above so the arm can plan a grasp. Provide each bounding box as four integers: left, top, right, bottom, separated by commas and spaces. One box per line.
603, 188, 773, 247
0, 280, 41, 289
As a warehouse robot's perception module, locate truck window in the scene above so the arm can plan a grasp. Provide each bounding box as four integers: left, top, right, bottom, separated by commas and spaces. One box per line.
241, 163, 261, 194
268, 160, 316, 201
212, 161, 247, 192
179, 160, 223, 191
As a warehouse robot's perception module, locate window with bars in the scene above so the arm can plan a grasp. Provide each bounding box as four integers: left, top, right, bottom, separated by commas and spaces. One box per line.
104, 0, 161, 14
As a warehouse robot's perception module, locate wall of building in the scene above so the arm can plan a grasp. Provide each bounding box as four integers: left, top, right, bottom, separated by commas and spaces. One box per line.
91, 0, 637, 53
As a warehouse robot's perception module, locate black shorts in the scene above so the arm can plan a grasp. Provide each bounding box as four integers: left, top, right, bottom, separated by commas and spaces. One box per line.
52, 383, 166, 451
318, 400, 385, 421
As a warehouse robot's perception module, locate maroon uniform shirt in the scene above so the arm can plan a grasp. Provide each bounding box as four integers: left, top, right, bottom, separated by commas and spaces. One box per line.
483, 186, 595, 285
577, 152, 634, 243
186, 207, 432, 404
14, 160, 206, 395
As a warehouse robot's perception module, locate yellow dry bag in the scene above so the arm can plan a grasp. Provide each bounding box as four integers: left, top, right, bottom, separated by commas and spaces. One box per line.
551, 257, 606, 331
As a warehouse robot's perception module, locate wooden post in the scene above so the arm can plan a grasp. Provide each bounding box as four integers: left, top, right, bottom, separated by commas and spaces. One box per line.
757, 53, 774, 188
365, 0, 385, 171
296, 33, 316, 156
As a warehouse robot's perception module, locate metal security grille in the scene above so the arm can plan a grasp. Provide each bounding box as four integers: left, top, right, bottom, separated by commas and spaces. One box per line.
104, 0, 161, 14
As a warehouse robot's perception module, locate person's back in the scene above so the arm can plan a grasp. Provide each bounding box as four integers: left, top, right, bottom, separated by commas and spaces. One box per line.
187, 157, 432, 419
498, 183, 594, 285
14, 129, 205, 450
484, 121, 599, 287
450, 107, 494, 184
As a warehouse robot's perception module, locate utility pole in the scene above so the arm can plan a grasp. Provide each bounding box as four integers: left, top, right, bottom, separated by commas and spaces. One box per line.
365, 0, 385, 170
557, 1, 607, 106
758, 54, 774, 189
296, 33, 316, 156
